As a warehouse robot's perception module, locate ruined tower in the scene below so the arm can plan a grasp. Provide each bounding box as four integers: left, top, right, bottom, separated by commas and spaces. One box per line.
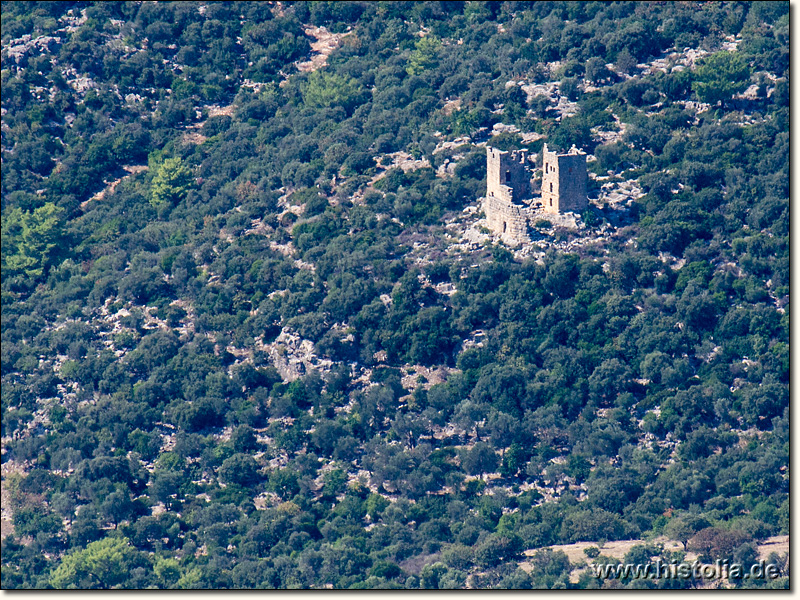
486, 147, 530, 203
483, 147, 532, 244
541, 143, 588, 214
482, 143, 588, 245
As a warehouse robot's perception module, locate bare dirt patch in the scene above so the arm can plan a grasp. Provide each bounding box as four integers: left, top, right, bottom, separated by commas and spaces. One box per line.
757, 535, 789, 560
182, 131, 208, 145
442, 97, 461, 116
81, 164, 148, 209
524, 537, 686, 566
207, 104, 234, 118
521, 534, 789, 585
296, 26, 351, 73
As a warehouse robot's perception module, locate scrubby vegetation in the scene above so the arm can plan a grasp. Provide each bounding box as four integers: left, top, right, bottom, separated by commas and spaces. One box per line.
1, 1, 788, 589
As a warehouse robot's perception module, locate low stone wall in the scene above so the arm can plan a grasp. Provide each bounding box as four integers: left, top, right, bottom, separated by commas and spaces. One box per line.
483, 196, 531, 244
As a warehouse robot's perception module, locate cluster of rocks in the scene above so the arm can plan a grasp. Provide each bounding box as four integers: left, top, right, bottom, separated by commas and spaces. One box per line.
3, 9, 87, 63
257, 327, 333, 382
4, 33, 61, 63
295, 25, 351, 73
595, 177, 643, 209
516, 80, 581, 120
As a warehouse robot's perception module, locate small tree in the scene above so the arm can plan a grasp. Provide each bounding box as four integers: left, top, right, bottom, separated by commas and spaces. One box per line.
692, 52, 751, 106
665, 517, 695, 551
1, 202, 65, 277
50, 537, 149, 589
365, 493, 390, 520
665, 513, 711, 550
150, 157, 193, 207
230, 425, 259, 454
219, 454, 261, 487
585, 57, 612, 84
462, 442, 499, 480
584, 546, 601, 559
407, 36, 441, 76
303, 71, 364, 112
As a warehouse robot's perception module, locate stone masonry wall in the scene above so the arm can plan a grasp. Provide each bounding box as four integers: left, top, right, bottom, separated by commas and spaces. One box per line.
486, 147, 530, 203
484, 143, 586, 245
483, 195, 531, 244
485, 147, 532, 243
541, 144, 588, 214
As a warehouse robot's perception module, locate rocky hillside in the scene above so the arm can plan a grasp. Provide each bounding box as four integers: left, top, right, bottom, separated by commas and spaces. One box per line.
1, 1, 789, 590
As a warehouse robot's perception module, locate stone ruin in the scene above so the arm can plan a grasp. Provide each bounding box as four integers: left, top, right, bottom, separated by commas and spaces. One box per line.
484, 147, 532, 243
541, 144, 588, 214
482, 144, 588, 245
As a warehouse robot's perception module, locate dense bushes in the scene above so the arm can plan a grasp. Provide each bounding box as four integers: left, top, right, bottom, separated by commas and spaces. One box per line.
1, 0, 788, 591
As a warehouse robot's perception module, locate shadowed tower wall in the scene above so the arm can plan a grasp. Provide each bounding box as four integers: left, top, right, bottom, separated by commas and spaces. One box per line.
541, 143, 588, 214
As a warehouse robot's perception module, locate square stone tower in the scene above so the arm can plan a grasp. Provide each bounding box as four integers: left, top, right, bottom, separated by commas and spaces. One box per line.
486, 147, 530, 204
483, 147, 532, 244
541, 143, 588, 213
